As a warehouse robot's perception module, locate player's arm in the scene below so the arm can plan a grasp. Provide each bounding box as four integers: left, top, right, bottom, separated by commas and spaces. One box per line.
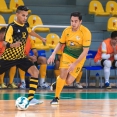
101, 42, 113, 59
3, 25, 21, 48
29, 31, 46, 43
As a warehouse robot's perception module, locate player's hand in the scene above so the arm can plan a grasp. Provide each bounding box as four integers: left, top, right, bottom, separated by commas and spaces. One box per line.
47, 54, 55, 65
30, 55, 37, 62
67, 62, 76, 73
14, 41, 22, 48
41, 38, 46, 44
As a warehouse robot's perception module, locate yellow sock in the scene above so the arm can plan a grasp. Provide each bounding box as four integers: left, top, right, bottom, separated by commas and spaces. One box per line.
0, 73, 5, 84
54, 70, 60, 78
55, 76, 65, 98
39, 64, 47, 84
28, 77, 39, 101
76, 71, 83, 83
9, 66, 16, 84
18, 68, 25, 81
39, 64, 47, 78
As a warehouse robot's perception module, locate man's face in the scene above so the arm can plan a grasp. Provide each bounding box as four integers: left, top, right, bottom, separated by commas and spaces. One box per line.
111, 37, 117, 46
16, 10, 28, 24
70, 16, 82, 31
0, 32, 5, 41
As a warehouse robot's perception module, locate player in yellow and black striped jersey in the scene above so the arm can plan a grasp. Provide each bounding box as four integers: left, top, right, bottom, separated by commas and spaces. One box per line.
48, 12, 92, 105
0, 5, 46, 105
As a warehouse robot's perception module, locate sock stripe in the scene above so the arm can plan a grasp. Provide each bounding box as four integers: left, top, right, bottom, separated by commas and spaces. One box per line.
30, 77, 38, 80
30, 81, 38, 85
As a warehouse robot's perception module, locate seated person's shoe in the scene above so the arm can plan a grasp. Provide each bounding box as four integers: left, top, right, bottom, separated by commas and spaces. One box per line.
7, 82, 18, 89
39, 82, 50, 89
74, 83, 83, 89
20, 82, 26, 89
50, 82, 56, 91
0, 83, 7, 89
105, 82, 111, 89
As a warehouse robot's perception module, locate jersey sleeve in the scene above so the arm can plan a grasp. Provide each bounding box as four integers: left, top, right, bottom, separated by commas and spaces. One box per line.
4, 25, 13, 43
101, 42, 107, 53
24, 37, 31, 55
59, 30, 66, 44
83, 29, 91, 47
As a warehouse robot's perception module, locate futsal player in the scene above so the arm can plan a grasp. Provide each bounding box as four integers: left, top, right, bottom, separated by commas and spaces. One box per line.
48, 12, 92, 104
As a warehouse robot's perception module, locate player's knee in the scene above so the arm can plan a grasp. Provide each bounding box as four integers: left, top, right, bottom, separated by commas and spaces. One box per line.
66, 79, 72, 85
103, 60, 111, 68
38, 57, 47, 64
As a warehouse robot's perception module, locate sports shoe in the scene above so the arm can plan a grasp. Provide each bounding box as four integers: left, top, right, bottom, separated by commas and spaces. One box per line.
29, 98, 43, 106
105, 82, 111, 89
0, 83, 7, 89
50, 82, 56, 91
7, 82, 18, 89
40, 82, 50, 89
74, 83, 83, 89
20, 82, 26, 89
50, 97, 59, 105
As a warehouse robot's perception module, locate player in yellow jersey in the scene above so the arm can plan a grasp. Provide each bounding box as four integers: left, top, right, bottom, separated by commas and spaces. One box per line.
0, 6, 45, 105
48, 12, 91, 104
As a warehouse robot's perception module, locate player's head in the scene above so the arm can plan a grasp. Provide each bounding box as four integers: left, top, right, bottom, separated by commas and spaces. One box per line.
0, 27, 6, 41
111, 31, 117, 44
70, 12, 82, 31
16, 5, 29, 24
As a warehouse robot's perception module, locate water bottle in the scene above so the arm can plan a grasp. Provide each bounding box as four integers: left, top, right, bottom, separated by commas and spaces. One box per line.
95, 73, 100, 87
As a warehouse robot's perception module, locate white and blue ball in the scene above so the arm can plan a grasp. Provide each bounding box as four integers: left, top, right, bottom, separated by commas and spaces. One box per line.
15, 97, 29, 111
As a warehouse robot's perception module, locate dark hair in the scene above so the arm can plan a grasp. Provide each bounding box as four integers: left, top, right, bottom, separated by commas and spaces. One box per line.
70, 12, 82, 20
16, 5, 29, 13
0, 27, 6, 33
111, 31, 117, 39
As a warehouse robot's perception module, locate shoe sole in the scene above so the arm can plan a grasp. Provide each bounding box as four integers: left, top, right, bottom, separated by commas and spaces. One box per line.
50, 102, 59, 105
29, 100, 44, 106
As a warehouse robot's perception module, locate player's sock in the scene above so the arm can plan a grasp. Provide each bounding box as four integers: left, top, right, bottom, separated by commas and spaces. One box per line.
55, 76, 65, 98
9, 66, 16, 84
76, 71, 83, 83
39, 64, 47, 85
18, 68, 25, 83
28, 77, 38, 101
0, 73, 5, 84
54, 70, 60, 78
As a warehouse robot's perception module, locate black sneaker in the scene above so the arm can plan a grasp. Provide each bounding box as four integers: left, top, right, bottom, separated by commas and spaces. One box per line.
50, 97, 59, 105
50, 82, 56, 91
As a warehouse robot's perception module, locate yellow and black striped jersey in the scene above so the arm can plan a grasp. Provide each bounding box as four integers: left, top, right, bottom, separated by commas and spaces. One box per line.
1, 21, 31, 60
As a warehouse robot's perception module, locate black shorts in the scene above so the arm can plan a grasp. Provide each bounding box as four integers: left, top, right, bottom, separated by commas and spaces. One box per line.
0, 58, 34, 74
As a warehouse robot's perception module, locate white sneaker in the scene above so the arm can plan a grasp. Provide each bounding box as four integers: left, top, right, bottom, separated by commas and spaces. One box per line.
74, 83, 83, 89
20, 82, 26, 89
29, 98, 44, 106
40, 82, 50, 89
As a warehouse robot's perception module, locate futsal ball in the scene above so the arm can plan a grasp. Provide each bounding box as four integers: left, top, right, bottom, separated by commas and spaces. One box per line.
15, 97, 29, 111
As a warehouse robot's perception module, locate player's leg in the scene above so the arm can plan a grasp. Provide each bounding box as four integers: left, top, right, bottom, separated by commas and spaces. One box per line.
54, 54, 61, 78
96, 59, 111, 88
50, 53, 71, 105
18, 68, 26, 89
7, 66, 18, 89
66, 58, 85, 85
74, 70, 83, 88
0, 73, 7, 88
18, 58, 43, 105
37, 56, 49, 89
